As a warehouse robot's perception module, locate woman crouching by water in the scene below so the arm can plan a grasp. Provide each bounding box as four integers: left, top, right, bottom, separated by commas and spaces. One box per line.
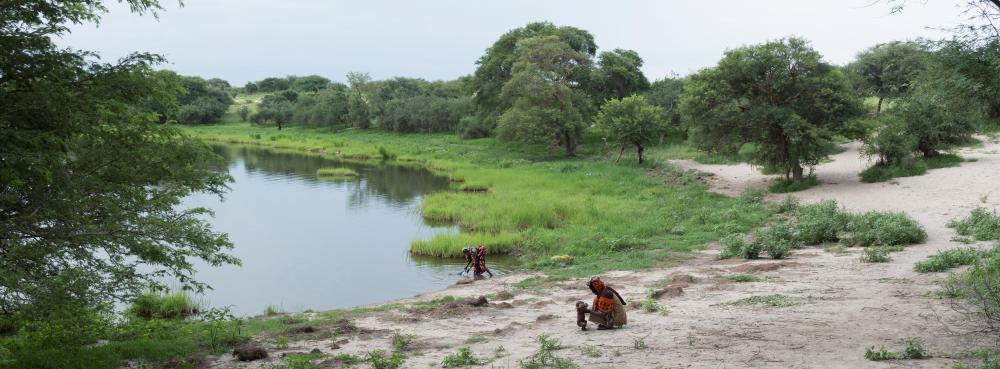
582, 276, 627, 330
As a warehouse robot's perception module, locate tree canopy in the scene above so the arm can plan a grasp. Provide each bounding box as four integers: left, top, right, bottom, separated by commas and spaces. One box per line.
680, 37, 863, 180
846, 41, 928, 116
0, 0, 236, 320
496, 35, 592, 155
594, 49, 650, 100
595, 95, 667, 163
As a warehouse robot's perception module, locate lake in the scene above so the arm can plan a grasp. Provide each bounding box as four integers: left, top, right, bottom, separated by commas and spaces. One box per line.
182, 145, 512, 316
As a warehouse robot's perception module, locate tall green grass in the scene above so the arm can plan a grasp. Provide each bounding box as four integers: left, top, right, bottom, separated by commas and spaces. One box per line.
316, 167, 357, 177
127, 290, 201, 319
182, 124, 771, 276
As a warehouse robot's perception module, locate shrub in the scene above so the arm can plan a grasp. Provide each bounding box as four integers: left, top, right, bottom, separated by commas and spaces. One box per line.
860, 246, 892, 263
726, 274, 764, 282
795, 200, 850, 244
752, 222, 801, 259
639, 289, 669, 316
739, 187, 766, 204
943, 253, 1000, 331
441, 348, 485, 368
717, 233, 746, 260
773, 195, 800, 214
915, 247, 984, 273
367, 349, 406, 369
740, 238, 763, 260
903, 338, 925, 359
846, 211, 926, 247
859, 160, 926, 183
519, 334, 577, 369
391, 330, 414, 352
768, 176, 819, 193
949, 207, 1000, 241
865, 345, 899, 361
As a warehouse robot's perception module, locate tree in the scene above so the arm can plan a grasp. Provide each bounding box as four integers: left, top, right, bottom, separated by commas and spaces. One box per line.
594, 49, 650, 100
250, 94, 294, 130
846, 42, 928, 116
679, 38, 863, 181
471, 22, 597, 122
291, 75, 331, 93
1, 0, 235, 320
256, 77, 292, 92
237, 105, 251, 122
346, 71, 373, 128
643, 77, 685, 141
595, 95, 667, 163
496, 35, 592, 156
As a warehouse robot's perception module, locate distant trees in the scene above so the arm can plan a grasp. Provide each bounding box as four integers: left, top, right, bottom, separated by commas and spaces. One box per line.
595, 95, 667, 163
680, 38, 863, 181
846, 42, 928, 116
291, 75, 332, 92
149, 72, 233, 124
496, 35, 593, 155
643, 77, 685, 140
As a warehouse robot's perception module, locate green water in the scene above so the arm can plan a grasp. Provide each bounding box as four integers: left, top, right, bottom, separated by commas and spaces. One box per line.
183, 145, 513, 316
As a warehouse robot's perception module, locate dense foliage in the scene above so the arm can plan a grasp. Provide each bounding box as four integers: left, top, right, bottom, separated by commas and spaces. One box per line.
679, 37, 864, 181
846, 41, 928, 116
595, 95, 668, 163
0, 0, 235, 329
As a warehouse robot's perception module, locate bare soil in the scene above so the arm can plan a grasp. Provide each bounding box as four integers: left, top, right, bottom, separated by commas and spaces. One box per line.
207, 140, 1000, 369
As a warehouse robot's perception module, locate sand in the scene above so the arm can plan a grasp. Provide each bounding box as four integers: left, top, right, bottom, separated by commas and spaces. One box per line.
207, 139, 1000, 369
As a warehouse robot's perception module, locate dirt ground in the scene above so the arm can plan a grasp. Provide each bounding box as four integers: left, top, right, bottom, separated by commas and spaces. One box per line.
209, 139, 1000, 369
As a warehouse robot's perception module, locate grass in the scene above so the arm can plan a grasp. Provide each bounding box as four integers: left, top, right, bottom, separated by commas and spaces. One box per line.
182, 123, 771, 278
768, 175, 819, 193
860, 246, 892, 263
519, 334, 577, 369
949, 207, 1000, 241
639, 289, 670, 316
127, 290, 201, 319
864, 338, 925, 361
316, 167, 358, 177
860, 154, 963, 183
915, 247, 986, 273
727, 294, 805, 307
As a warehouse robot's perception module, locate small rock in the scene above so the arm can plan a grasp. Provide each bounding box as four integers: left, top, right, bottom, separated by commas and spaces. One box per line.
496, 302, 514, 309
455, 276, 473, 285
310, 348, 322, 354
468, 295, 489, 307
233, 345, 268, 362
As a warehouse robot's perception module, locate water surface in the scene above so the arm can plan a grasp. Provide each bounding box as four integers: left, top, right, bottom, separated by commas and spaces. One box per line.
183, 145, 511, 316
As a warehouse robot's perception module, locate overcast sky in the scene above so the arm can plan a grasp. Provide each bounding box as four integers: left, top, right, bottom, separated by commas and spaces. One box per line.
60, 1, 968, 85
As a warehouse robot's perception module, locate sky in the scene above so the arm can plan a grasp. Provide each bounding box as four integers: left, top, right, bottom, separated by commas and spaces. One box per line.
60, 0, 969, 85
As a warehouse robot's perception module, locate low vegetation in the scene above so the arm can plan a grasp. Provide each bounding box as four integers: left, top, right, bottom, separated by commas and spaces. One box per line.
859, 154, 963, 183
949, 207, 1000, 242
316, 167, 358, 177
441, 348, 486, 368
727, 294, 805, 308
639, 289, 670, 316
915, 247, 987, 273
768, 175, 819, 193
519, 334, 578, 369
726, 274, 765, 283
127, 290, 201, 319
864, 338, 925, 361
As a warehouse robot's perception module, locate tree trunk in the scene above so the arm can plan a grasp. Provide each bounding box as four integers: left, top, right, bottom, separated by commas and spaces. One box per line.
277, 122, 283, 130
792, 165, 804, 181
636, 144, 645, 164
875, 96, 884, 117
615, 145, 626, 162
564, 132, 576, 157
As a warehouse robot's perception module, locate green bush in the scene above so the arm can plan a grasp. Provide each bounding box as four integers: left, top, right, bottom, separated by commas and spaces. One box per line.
915, 247, 984, 273
752, 222, 801, 259
773, 195, 800, 214
860, 160, 927, 183
903, 338, 925, 359
860, 246, 892, 263
441, 348, 484, 368
865, 345, 899, 361
944, 253, 1000, 330
739, 187, 767, 204
768, 176, 819, 193
796, 200, 850, 244
846, 211, 926, 247
717, 233, 746, 260
740, 238, 763, 260
949, 207, 1000, 241
366, 349, 405, 369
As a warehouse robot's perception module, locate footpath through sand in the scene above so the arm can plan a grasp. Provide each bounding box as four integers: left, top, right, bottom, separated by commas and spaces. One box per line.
210, 139, 1000, 369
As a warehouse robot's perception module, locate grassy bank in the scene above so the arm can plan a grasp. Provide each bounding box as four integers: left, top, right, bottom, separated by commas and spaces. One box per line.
182, 123, 771, 278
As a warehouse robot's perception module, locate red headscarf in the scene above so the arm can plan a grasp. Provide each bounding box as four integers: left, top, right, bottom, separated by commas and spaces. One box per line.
589, 277, 615, 314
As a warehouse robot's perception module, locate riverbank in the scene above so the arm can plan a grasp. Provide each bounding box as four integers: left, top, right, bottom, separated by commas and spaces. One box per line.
182, 123, 771, 280
199, 133, 1000, 369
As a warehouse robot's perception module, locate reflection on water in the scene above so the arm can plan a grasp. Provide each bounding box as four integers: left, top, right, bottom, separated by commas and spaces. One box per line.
183, 145, 514, 316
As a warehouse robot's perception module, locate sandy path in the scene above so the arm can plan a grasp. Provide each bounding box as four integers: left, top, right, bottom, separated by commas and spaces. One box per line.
210, 140, 1000, 369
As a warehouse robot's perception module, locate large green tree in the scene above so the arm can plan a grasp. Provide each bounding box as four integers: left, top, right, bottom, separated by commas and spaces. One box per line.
471, 22, 597, 123
595, 95, 667, 164
680, 38, 863, 180
594, 49, 650, 100
846, 41, 928, 116
0, 1, 236, 319
496, 35, 592, 155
